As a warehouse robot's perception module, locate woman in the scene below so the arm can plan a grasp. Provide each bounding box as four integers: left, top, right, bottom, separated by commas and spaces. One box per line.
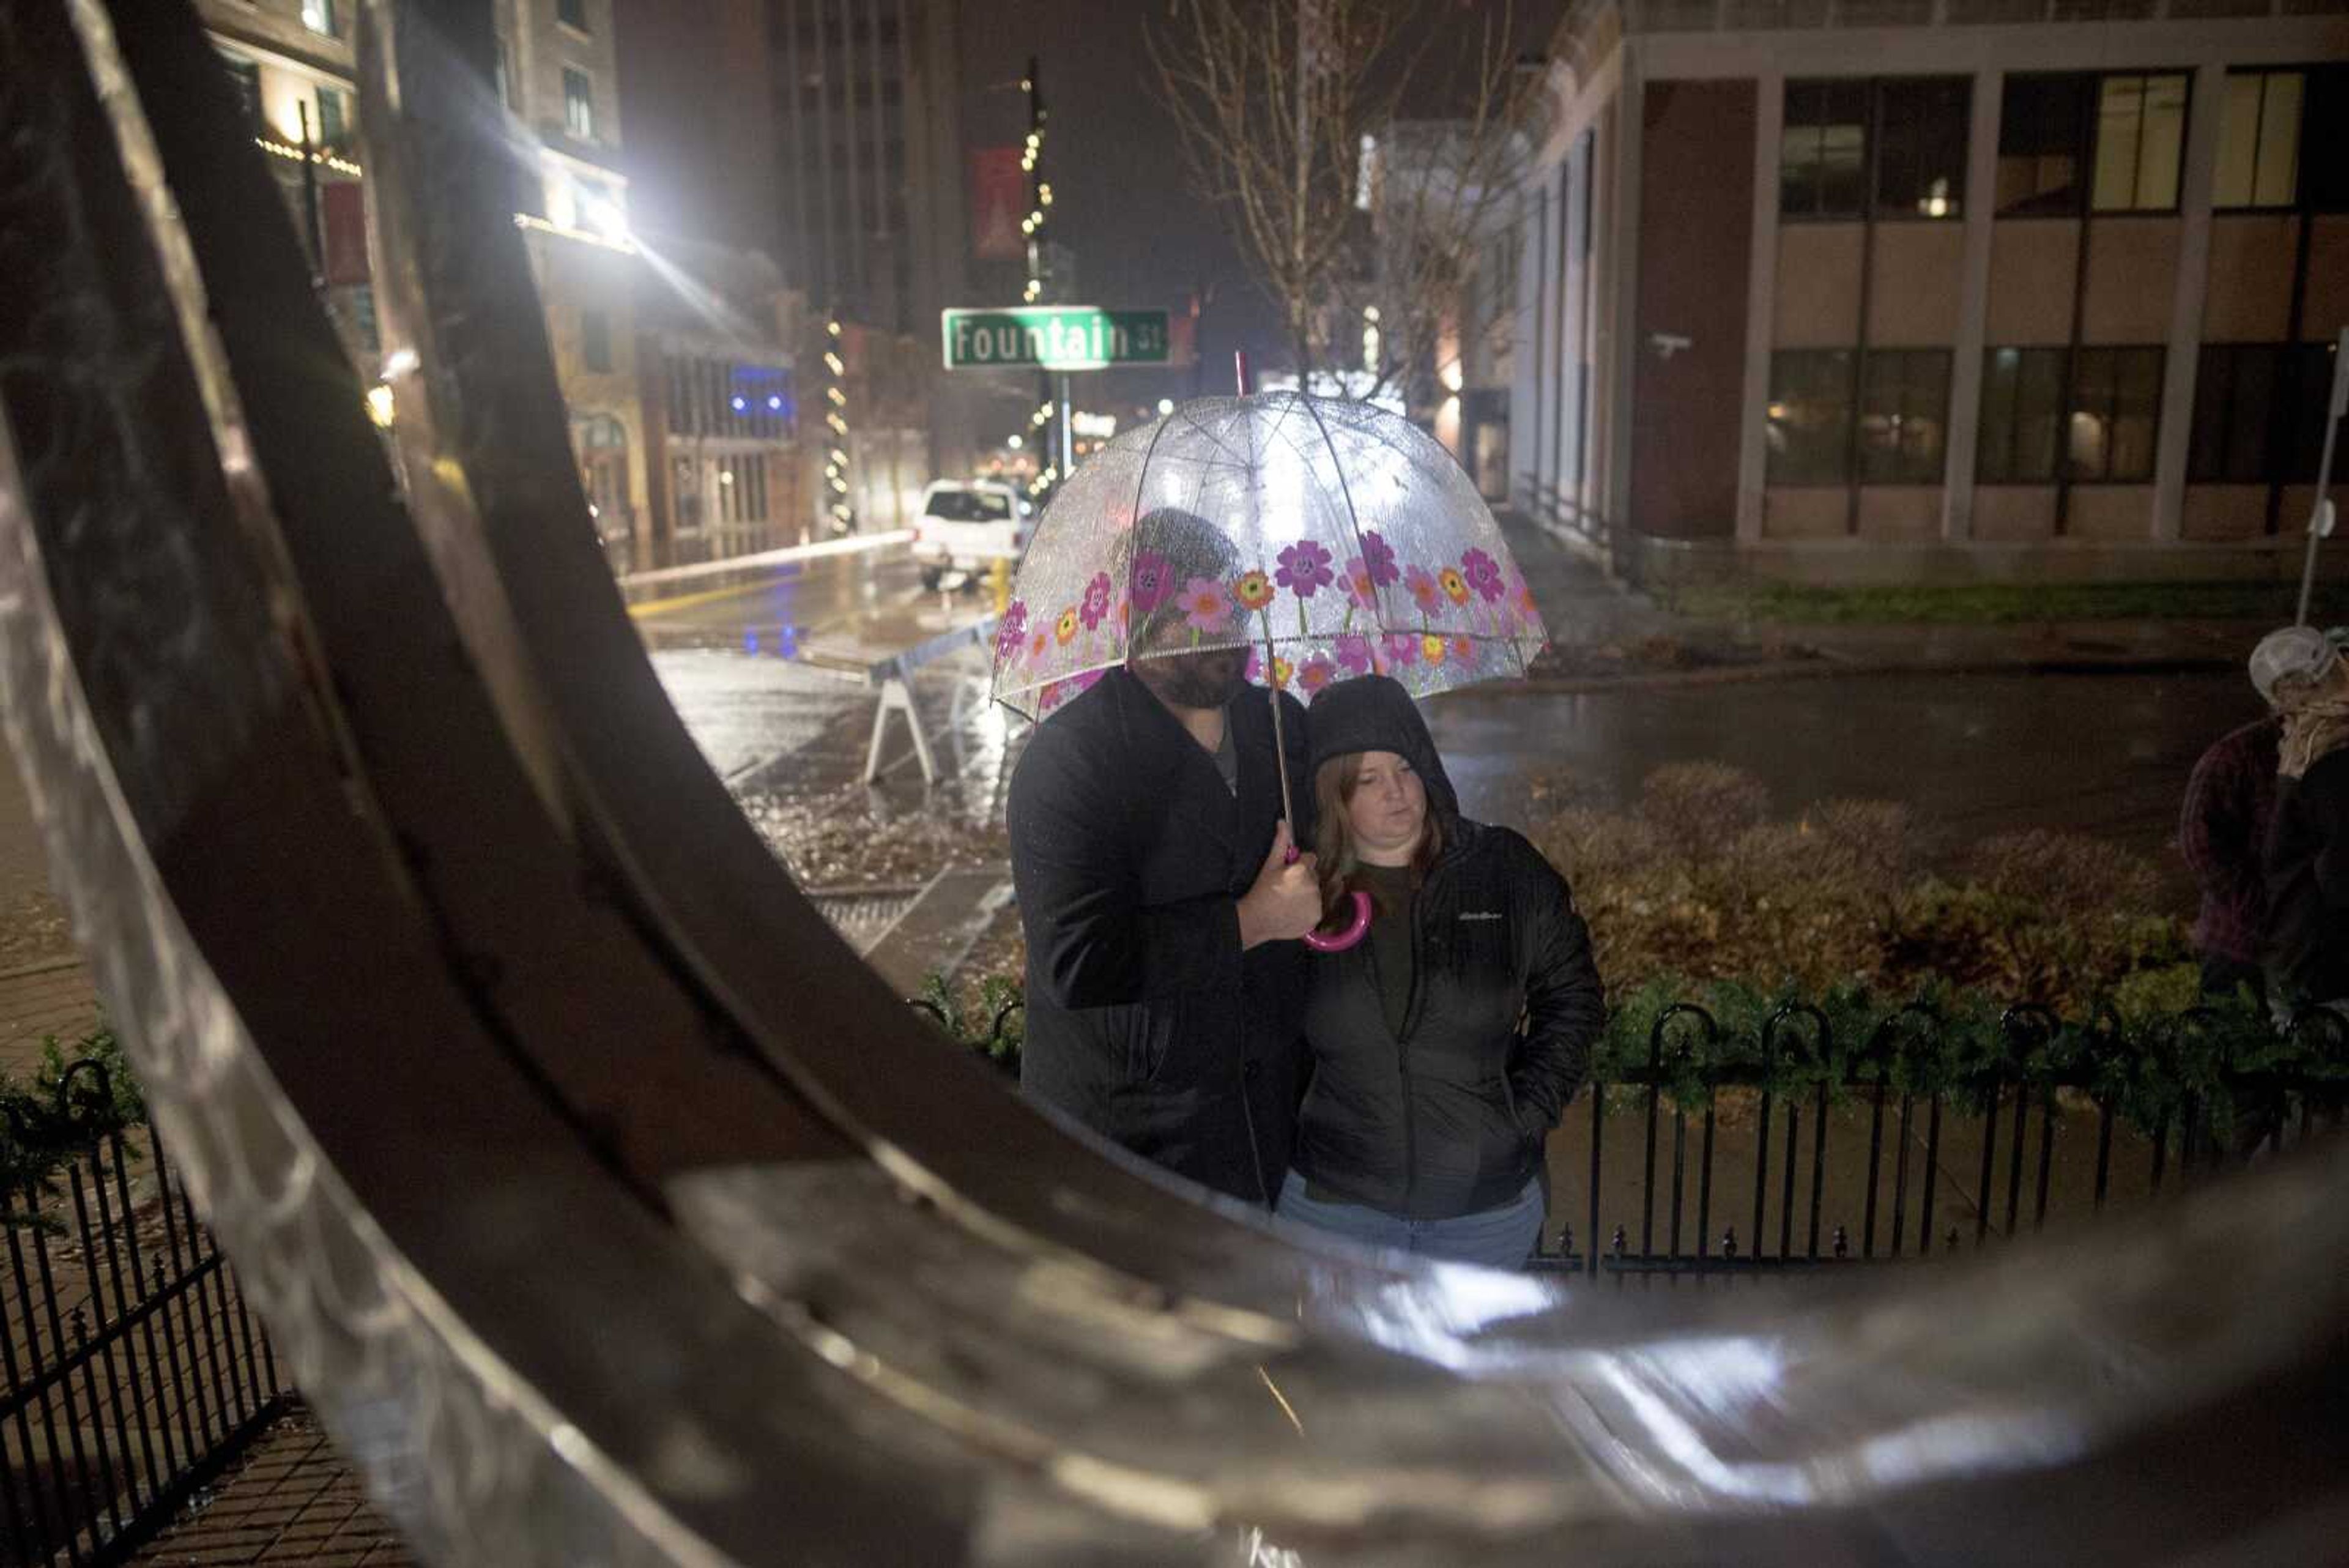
1277, 674, 1605, 1269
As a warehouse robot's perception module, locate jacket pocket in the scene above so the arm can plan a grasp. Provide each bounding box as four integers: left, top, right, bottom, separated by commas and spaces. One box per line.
1113, 1003, 1180, 1088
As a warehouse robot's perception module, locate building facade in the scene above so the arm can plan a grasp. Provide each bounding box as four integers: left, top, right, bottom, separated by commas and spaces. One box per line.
771, 0, 978, 499
198, 0, 656, 573
1512, 0, 2349, 582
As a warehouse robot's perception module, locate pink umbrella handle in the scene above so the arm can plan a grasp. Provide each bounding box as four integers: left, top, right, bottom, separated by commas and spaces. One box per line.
1303, 890, 1373, 954
1282, 841, 1371, 952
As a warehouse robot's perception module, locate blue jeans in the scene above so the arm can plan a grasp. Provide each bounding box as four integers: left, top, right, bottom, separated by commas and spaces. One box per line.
1277, 1169, 1545, 1270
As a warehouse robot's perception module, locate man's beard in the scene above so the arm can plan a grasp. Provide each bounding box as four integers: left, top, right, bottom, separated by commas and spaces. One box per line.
1132, 647, 1251, 710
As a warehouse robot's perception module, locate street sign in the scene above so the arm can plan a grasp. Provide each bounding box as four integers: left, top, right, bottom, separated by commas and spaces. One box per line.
941, 307, 1172, 371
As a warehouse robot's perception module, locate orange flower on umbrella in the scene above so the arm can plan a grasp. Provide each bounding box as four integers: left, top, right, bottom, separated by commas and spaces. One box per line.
1030, 630, 1049, 661
1421, 634, 1447, 666
1269, 655, 1294, 688
1233, 568, 1277, 611
1438, 567, 1471, 606
1055, 608, 1080, 645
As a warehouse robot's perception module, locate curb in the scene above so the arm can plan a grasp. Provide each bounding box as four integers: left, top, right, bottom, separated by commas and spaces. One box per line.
1443, 652, 2239, 696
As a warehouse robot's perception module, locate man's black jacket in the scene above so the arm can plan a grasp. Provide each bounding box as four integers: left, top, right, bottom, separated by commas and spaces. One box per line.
1008, 668, 1312, 1205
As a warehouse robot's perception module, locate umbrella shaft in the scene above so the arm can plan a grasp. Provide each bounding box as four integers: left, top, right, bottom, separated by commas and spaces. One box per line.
1266, 633, 1295, 834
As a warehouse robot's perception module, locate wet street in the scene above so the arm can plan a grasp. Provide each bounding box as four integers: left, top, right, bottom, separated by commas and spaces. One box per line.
640, 548, 2257, 907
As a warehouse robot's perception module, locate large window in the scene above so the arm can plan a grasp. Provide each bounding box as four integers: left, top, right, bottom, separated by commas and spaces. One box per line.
581, 310, 611, 374
1768, 349, 1953, 486
316, 86, 349, 148
557, 0, 589, 30
1976, 347, 2069, 482
1858, 351, 1954, 483
2216, 71, 2304, 210
563, 69, 595, 140
2191, 343, 2339, 484
2069, 347, 2165, 482
1766, 351, 1857, 483
302, 0, 337, 39
1997, 73, 2186, 216
1781, 82, 1869, 219
2091, 74, 2187, 212
1781, 79, 1969, 220
1874, 79, 1970, 219
218, 51, 263, 136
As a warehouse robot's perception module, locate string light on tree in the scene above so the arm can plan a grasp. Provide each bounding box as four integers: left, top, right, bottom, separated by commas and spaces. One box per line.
822, 314, 852, 532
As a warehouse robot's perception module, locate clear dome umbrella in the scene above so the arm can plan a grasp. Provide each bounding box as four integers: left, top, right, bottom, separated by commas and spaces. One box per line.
990, 390, 1549, 949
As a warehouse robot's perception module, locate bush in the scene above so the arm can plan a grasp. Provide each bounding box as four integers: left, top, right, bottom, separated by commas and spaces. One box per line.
0, 1024, 145, 1219
912, 972, 1024, 1077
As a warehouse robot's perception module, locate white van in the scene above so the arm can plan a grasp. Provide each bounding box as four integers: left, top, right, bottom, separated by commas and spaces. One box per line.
911, 480, 1028, 589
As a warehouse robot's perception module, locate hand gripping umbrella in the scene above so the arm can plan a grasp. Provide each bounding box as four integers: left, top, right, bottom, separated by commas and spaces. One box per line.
991, 389, 1549, 952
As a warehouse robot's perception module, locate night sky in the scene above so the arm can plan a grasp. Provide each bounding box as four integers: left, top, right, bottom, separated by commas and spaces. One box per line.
957, 1, 1562, 411
957, 0, 1283, 411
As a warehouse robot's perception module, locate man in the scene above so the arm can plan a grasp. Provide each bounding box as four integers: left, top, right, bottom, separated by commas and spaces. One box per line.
1008, 509, 1323, 1205
2254, 626, 2349, 1021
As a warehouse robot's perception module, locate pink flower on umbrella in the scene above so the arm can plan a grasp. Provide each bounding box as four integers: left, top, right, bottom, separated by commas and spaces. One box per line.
995, 601, 1028, 661
1299, 655, 1338, 695
1129, 550, 1173, 612
1405, 565, 1442, 615
1380, 632, 1420, 667
1179, 576, 1233, 634
1334, 633, 1375, 675
1275, 539, 1334, 598
1340, 557, 1379, 611
1362, 530, 1400, 586
1461, 548, 1505, 603
1079, 571, 1114, 630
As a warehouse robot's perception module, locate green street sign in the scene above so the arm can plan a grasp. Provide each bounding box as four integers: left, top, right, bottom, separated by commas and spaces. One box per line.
941, 307, 1171, 371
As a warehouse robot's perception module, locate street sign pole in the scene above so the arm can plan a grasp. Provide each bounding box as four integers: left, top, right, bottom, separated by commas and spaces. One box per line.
1056, 373, 1074, 478
2296, 326, 2349, 626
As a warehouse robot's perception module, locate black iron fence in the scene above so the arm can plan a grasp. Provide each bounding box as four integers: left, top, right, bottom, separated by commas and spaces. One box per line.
1530, 1000, 2349, 1279
0, 1058, 284, 1567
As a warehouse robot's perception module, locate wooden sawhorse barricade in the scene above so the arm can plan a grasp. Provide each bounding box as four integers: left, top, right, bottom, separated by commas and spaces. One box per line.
796, 615, 998, 785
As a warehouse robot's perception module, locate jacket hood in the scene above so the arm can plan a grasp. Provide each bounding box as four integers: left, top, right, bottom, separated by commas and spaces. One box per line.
1305, 674, 1460, 827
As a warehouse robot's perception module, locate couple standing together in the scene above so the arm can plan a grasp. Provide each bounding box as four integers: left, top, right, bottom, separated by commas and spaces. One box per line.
1006, 511, 1606, 1270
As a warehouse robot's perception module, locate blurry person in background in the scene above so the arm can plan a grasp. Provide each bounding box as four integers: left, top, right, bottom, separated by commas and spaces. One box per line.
2253, 626, 2349, 1024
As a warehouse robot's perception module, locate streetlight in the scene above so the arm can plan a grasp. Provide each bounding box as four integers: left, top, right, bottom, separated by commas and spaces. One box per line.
1156, 397, 1174, 415
1008, 433, 1023, 449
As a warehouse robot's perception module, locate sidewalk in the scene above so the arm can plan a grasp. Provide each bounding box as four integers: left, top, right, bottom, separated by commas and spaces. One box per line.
1497, 512, 2266, 688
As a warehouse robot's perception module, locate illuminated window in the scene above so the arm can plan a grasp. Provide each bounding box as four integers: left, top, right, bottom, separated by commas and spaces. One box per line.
563, 69, 595, 140
2214, 71, 2303, 210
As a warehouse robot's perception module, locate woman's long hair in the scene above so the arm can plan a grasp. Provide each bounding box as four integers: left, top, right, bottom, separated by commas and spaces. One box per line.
1311, 752, 1442, 933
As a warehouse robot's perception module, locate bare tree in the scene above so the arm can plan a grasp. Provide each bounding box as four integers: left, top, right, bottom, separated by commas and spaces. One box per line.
1148, 0, 1541, 403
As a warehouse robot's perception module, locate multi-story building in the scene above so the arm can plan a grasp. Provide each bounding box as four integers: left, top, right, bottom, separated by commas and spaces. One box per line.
198, 0, 373, 354
198, 0, 655, 573
496, 0, 651, 570
770, 0, 979, 507
1510, 0, 2349, 584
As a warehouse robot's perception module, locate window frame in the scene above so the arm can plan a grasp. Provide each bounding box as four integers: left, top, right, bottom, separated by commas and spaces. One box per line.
581, 310, 612, 375
2090, 72, 2191, 215
1765, 349, 1859, 487
563, 68, 596, 141
2063, 345, 2165, 485
1857, 349, 1955, 485
557, 0, 591, 34
2190, 341, 2340, 486
1975, 346, 2070, 485
301, 0, 338, 40
2213, 69, 2304, 212
1995, 70, 2192, 218
1779, 80, 1871, 222
1870, 77, 1971, 223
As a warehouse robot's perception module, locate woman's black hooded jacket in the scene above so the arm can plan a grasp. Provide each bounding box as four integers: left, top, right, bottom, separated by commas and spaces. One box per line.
1295, 675, 1605, 1221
